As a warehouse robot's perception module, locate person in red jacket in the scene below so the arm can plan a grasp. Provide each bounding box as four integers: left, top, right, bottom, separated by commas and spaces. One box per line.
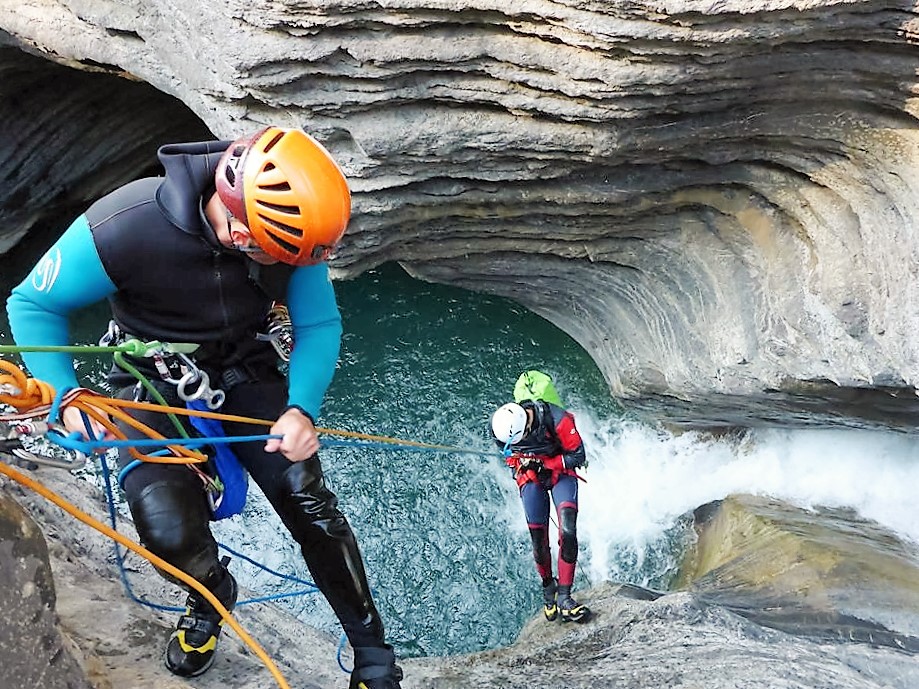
491, 399, 591, 623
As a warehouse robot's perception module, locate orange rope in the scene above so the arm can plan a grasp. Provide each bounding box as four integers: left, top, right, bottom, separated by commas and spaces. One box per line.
2, 358, 461, 453
1, 360, 205, 464
0, 359, 54, 408
0, 460, 292, 689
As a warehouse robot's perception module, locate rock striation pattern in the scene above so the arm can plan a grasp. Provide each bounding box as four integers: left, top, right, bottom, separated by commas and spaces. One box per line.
3, 1, 919, 428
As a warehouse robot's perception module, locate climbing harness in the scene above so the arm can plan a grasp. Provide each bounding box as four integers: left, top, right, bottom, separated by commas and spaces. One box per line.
101, 320, 226, 409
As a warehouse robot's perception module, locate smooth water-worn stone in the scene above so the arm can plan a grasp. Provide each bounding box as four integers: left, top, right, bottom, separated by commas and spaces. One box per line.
677, 494, 919, 652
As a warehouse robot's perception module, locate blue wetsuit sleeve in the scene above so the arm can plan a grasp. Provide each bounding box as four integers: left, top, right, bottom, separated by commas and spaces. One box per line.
5, 215, 116, 392
285, 262, 342, 420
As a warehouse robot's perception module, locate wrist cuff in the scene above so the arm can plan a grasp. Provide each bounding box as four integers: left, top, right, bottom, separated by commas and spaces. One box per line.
283, 404, 315, 424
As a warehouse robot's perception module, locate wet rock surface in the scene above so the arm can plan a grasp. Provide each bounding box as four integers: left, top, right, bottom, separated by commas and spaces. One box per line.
3, 470, 918, 689
679, 494, 919, 653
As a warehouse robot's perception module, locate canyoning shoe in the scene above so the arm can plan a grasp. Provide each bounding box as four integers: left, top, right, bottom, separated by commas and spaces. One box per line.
558, 594, 592, 624
542, 578, 559, 622
350, 646, 404, 689
164, 561, 238, 677
350, 672, 404, 689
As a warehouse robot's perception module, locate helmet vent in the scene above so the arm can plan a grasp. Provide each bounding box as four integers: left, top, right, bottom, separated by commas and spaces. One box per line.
257, 200, 299, 215
259, 182, 292, 192
262, 131, 284, 152
263, 225, 302, 255
224, 166, 236, 186
259, 214, 304, 239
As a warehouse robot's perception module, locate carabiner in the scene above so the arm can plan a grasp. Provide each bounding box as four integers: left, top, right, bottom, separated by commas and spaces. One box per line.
0, 425, 86, 470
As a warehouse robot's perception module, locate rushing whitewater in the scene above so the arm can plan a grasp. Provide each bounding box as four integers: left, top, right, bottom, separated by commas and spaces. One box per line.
577, 417, 919, 586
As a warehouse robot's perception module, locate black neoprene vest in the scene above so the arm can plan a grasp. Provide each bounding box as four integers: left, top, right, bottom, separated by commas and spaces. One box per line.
86, 141, 294, 368
511, 400, 565, 456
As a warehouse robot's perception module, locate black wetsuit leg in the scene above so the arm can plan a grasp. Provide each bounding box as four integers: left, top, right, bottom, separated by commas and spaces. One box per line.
113, 383, 221, 586
520, 480, 553, 582
219, 376, 388, 651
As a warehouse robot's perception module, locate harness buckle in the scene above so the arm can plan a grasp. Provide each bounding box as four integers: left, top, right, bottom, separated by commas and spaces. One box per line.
218, 366, 251, 391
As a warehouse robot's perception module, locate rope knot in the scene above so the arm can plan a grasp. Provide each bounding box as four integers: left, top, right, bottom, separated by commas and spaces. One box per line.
0, 360, 55, 411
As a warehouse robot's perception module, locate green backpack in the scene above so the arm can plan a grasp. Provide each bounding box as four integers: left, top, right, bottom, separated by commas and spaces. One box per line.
513, 370, 564, 408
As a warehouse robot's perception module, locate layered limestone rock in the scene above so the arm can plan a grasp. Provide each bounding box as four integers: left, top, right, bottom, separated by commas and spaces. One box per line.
2, 2, 919, 428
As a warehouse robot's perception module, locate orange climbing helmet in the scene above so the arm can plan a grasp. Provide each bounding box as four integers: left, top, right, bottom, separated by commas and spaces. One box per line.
215, 126, 351, 266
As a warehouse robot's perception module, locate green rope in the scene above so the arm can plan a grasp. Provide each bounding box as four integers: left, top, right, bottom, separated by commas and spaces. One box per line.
2, 340, 194, 439
0, 344, 129, 354
2, 340, 491, 458
112, 350, 189, 439
0, 340, 199, 356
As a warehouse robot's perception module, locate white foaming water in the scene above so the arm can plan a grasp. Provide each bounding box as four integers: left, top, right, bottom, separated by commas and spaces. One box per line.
573, 412, 919, 585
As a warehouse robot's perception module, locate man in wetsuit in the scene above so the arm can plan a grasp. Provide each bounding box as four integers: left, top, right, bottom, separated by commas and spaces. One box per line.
491, 397, 592, 623
6, 126, 402, 688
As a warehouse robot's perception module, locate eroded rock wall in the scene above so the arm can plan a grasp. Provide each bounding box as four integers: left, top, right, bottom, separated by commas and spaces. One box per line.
0, 489, 90, 689
3, 1, 919, 427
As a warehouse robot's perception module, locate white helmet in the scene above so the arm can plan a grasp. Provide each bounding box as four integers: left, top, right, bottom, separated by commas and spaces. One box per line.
491, 403, 528, 444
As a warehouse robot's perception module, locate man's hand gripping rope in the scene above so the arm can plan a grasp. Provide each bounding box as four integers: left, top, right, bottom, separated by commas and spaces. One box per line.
0, 357, 209, 465
0, 358, 294, 688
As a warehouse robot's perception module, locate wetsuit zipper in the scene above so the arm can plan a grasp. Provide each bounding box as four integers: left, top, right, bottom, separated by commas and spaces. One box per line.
213, 249, 232, 331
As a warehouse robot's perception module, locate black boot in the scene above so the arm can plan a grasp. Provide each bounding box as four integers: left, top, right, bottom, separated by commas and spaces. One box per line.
557, 584, 591, 624
542, 577, 559, 622
349, 645, 403, 689
280, 461, 401, 687
164, 557, 238, 677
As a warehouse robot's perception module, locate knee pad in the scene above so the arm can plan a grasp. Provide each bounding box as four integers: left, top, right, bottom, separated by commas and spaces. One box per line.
558, 507, 579, 564
528, 526, 551, 566
128, 479, 217, 581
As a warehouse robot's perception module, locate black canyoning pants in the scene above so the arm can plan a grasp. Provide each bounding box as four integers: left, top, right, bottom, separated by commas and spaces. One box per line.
112, 368, 387, 651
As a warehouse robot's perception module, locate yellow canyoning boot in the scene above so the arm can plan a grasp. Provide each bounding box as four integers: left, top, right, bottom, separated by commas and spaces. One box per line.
164, 559, 238, 677
557, 584, 591, 624
542, 578, 559, 622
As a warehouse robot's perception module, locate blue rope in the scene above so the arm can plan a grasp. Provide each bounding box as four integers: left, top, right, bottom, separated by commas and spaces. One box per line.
49, 427, 493, 459
215, 542, 318, 593
337, 632, 351, 673
87, 413, 350, 670
49, 431, 281, 453
98, 455, 326, 610
49, 389, 485, 676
